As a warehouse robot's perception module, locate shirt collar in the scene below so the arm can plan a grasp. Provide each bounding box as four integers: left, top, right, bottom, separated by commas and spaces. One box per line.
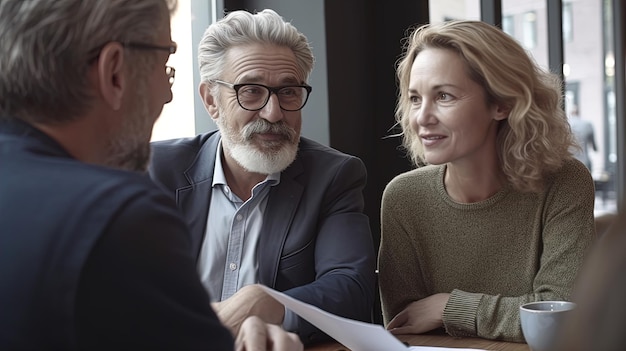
212, 138, 280, 187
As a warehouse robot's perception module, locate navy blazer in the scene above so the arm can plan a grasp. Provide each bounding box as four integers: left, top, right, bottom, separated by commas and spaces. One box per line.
0, 120, 233, 350
149, 131, 377, 343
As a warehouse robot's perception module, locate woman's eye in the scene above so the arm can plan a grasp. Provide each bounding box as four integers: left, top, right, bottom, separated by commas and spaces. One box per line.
438, 92, 452, 101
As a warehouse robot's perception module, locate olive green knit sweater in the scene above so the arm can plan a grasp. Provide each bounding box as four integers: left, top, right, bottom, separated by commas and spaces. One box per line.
378, 159, 596, 342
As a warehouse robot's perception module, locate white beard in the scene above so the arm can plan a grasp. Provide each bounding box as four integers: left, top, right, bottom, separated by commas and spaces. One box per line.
216, 116, 299, 175
227, 139, 297, 174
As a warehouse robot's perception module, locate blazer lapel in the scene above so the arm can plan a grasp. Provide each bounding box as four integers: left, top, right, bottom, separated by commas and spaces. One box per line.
177, 133, 221, 259
258, 158, 304, 287
176, 183, 213, 259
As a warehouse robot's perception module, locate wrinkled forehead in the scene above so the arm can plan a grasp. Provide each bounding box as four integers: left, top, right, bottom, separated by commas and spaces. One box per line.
223, 43, 304, 83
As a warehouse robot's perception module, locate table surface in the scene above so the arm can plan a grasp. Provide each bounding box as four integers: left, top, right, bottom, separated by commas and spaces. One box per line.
305, 333, 530, 351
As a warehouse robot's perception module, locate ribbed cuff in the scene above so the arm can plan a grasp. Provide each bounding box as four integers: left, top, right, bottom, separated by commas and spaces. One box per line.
442, 289, 483, 337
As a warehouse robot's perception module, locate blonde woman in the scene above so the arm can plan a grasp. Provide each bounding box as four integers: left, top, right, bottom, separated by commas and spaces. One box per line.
378, 20, 595, 342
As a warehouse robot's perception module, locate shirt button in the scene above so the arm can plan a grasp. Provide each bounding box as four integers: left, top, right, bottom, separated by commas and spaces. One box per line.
236, 214, 243, 221
229, 263, 237, 271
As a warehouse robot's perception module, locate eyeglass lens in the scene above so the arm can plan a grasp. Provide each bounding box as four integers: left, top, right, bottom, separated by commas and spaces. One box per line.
236, 84, 309, 111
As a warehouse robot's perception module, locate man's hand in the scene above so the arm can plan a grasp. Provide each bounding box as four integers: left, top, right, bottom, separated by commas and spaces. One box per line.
235, 316, 302, 351
212, 284, 286, 336
387, 293, 450, 335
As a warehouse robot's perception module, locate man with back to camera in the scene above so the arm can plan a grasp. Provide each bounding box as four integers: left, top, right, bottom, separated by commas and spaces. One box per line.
148, 8, 377, 344
0, 1, 301, 350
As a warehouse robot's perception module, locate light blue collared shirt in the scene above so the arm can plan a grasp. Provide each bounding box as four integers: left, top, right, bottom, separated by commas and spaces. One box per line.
196, 140, 298, 331
197, 140, 279, 301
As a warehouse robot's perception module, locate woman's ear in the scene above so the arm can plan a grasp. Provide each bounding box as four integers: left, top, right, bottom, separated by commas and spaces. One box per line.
96, 42, 126, 111
493, 103, 510, 121
199, 82, 219, 120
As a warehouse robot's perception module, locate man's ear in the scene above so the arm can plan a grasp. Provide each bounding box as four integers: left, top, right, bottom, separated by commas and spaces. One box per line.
199, 82, 219, 120
97, 42, 126, 111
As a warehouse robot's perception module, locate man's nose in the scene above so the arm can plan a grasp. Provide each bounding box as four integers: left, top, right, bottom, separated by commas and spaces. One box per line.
259, 93, 284, 123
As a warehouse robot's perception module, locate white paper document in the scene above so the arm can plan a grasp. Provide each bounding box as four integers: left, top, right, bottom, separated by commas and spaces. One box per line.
260, 286, 485, 351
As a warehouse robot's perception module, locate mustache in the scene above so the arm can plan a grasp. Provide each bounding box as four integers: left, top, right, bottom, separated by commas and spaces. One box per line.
242, 119, 297, 141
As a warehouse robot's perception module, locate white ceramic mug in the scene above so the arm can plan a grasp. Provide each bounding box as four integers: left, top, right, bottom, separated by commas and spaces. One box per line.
519, 301, 576, 351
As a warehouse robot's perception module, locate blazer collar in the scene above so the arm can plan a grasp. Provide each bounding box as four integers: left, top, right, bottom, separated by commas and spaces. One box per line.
184, 132, 221, 184
0, 118, 73, 159
177, 131, 306, 263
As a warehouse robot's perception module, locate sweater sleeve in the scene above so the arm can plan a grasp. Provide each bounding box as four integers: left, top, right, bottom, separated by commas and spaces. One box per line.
378, 172, 430, 325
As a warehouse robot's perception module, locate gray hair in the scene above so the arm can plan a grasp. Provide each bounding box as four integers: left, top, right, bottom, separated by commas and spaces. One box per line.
0, 0, 177, 123
198, 9, 314, 86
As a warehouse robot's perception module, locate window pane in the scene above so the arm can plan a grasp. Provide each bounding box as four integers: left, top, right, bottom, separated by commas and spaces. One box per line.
522, 11, 537, 49
152, 0, 196, 141
563, 0, 617, 214
502, 15, 515, 36
563, 2, 573, 42
429, 0, 480, 23
502, 1, 548, 69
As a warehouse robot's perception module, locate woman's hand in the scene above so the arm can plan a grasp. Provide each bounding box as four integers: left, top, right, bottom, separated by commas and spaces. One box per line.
387, 293, 450, 335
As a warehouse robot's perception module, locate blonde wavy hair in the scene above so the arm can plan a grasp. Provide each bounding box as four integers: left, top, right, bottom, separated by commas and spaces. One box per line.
396, 20, 576, 193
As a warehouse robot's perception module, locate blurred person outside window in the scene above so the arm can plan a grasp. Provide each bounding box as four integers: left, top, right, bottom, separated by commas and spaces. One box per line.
568, 105, 597, 171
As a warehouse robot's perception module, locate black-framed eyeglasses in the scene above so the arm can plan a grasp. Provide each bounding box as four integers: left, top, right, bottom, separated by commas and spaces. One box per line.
87, 41, 177, 63
213, 80, 312, 112
123, 42, 177, 55
123, 42, 177, 86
